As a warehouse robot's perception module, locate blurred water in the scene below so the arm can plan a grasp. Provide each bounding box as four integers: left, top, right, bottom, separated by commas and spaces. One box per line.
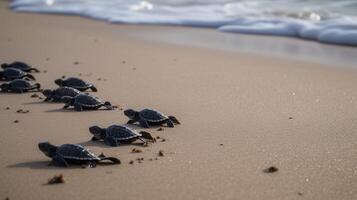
10, 0, 357, 46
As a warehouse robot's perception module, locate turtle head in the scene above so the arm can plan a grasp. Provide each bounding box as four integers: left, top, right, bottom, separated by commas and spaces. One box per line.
54, 79, 64, 86
38, 142, 57, 158
89, 126, 106, 140
124, 109, 138, 120
42, 89, 53, 97
1, 63, 8, 69
0, 83, 9, 92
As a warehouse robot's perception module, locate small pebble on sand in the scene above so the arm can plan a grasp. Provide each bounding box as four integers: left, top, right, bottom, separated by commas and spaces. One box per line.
288, 117, 293, 119
297, 192, 303, 196
13, 120, 19, 123
158, 150, 164, 157
129, 160, 134, 165
73, 61, 80, 65
47, 174, 66, 185
5, 107, 10, 110
61, 75, 66, 79
157, 127, 164, 131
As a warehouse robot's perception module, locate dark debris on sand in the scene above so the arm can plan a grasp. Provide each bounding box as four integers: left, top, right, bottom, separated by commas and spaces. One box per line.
47, 174, 66, 185
5, 107, 10, 110
158, 150, 164, 157
131, 148, 143, 153
157, 127, 164, 131
13, 120, 19, 123
30, 94, 39, 98
129, 160, 134, 165
16, 109, 29, 114
263, 166, 279, 173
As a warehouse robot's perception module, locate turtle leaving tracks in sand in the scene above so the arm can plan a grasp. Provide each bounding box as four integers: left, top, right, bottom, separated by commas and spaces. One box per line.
38, 142, 120, 168
55, 77, 97, 92
0, 79, 41, 93
42, 87, 81, 102
1, 61, 40, 72
89, 125, 156, 147
62, 93, 113, 111
0, 68, 36, 81
124, 108, 180, 128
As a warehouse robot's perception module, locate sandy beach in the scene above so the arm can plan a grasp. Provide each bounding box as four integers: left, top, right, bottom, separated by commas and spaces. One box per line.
1, 1, 357, 200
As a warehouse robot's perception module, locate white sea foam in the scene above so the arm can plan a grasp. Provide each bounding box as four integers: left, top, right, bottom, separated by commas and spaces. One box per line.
10, 0, 357, 46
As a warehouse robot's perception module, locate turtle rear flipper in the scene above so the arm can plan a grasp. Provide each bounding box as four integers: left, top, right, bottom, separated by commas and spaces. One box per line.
168, 116, 180, 124
90, 85, 97, 92
99, 157, 121, 165
25, 74, 36, 80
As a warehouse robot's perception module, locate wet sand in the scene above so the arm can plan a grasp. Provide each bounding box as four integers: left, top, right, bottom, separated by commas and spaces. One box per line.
0, 2, 357, 200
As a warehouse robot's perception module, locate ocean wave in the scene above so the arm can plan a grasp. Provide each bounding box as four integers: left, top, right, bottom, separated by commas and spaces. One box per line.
10, 0, 357, 46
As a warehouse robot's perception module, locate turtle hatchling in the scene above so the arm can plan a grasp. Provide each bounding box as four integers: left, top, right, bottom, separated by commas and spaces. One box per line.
38, 142, 121, 167
42, 87, 81, 102
89, 125, 156, 147
1, 61, 40, 72
0, 68, 36, 81
55, 77, 97, 92
0, 79, 41, 93
124, 108, 180, 128
62, 93, 114, 111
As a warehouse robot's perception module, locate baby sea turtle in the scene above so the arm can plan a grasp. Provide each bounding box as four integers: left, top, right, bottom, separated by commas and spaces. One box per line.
62, 93, 113, 111
1, 61, 40, 72
42, 87, 81, 102
38, 142, 121, 167
89, 125, 156, 146
0, 79, 41, 93
55, 77, 97, 92
0, 68, 36, 81
124, 108, 180, 128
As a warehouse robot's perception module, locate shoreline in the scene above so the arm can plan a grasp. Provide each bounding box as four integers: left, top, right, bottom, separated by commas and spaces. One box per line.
1, 2, 357, 200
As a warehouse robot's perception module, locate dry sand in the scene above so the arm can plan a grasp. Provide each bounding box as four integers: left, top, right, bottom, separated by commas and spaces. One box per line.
0, 2, 357, 200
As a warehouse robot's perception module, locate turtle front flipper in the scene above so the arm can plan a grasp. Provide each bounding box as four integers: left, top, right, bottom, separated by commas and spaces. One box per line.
104, 136, 119, 147
30, 68, 40, 73
74, 102, 83, 111
127, 119, 136, 124
99, 157, 121, 165
103, 101, 113, 110
90, 85, 97, 92
168, 116, 180, 124
139, 119, 150, 128
139, 131, 156, 143
63, 103, 71, 109
52, 155, 69, 167
25, 74, 36, 80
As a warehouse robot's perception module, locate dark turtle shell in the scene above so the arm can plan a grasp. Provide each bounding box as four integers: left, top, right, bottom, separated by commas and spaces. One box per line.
64, 77, 91, 89
106, 125, 141, 141
9, 79, 33, 89
2, 62, 31, 71
4, 68, 26, 79
53, 87, 81, 99
139, 109, 168, 122
56, 144, 100, 161
74, 94, 103, 107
